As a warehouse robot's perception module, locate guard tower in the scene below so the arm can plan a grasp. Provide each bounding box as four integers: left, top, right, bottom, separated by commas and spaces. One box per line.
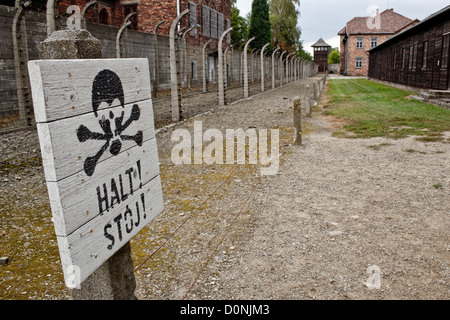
311, 38, 331, 73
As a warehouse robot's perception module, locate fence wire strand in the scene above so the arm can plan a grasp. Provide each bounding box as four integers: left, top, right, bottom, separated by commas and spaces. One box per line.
133, 166, 240, 273
182, 176, 261, 299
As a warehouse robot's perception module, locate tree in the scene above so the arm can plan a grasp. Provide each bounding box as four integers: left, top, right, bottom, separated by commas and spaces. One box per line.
230, 0, 249, 47
296, 41, 313, 61
269, 0, 301, 52
248, 0, 272, 50
328, 48, 340, 64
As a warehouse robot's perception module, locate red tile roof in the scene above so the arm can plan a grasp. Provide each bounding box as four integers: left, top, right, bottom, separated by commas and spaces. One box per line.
338, 9, 417, 35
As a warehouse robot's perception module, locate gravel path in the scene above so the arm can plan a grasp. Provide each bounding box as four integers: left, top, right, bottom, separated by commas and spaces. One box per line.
1, 77, 449, 300
136, 77, 450, 300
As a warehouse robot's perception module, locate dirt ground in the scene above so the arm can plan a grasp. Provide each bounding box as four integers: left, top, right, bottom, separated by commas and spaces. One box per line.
135, 77, 450, 300
1, 77, 449, 300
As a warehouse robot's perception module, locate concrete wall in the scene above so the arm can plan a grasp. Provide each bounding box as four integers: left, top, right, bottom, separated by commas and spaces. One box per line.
0, 5, 293, 117
0, 5, 47, 116
328, 64, 340, 74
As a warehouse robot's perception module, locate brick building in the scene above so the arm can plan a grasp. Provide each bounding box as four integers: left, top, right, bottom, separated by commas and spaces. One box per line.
311, 38, 331, 73
338, 8, 418, 76
58, 0, 231, 47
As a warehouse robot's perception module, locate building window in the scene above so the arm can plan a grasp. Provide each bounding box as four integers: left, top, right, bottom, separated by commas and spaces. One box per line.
356, 38, 363, 49
422, 41, 428, 69
123, 5, 137, 30
191, 61, 198, 80
189, 2, 197, 36
356, 57, 363, 69
202, 5, 210, 37
218, 12, 224, 38
409, 45, 414, 69
99, 8, 109, 25
371, 37, 378, 49
442, 35, 449, 69
210, 9, 218, 39
393, 51, 397, 70
402, 48, 406, 69
226, 19, 231, 43
412, 44, 418, 69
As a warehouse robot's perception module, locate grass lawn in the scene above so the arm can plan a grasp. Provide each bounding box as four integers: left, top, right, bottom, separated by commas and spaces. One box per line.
325, 79, 450, 140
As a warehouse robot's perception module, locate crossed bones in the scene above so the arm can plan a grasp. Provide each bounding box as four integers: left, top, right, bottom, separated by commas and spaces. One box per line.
76, 69, 143, 177
77, 105, 143, 176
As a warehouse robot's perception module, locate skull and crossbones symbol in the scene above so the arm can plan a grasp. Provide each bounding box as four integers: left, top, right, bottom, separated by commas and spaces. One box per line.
76, 69, 143, 177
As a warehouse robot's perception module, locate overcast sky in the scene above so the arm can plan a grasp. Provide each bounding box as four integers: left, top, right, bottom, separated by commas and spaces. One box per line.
235, 0, 450, 55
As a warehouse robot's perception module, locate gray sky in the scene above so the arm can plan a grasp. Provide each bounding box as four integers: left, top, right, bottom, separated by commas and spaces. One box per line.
235, 0, 450, 55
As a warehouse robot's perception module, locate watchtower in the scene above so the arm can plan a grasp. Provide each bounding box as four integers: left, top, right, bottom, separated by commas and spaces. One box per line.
312, 38, 331, 73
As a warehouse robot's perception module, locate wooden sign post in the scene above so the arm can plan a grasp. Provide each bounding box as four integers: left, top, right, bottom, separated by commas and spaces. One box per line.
28, 58, 164, 294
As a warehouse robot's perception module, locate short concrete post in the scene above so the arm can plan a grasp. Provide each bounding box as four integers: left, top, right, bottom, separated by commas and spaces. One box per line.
305, 84, 311, 117
38, 29, 137, 300
243, 37, 255, 98
293, 97, 302, 146
315, 80, 320, 100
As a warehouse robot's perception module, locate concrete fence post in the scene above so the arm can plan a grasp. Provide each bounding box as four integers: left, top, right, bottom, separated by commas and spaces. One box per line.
286, 53, 292, 83
243, 37, 255, 98
260, 43, 270, 92
224, 45, 233, 94
203, 39, 212, 93
240, 50, 244, 86
153, 20, 165, 97
169, 9, 189, 122
280, 51, 287, 85
81, 1, 97, 30
272, 47, 280, 90
293, 97, 302, 146
46, 0, 57, 37
251, 48, 256, 84
116, 12, 136, 58
38, 29, 137, 300
218, 27, 233, 106
13, 0, 33, 127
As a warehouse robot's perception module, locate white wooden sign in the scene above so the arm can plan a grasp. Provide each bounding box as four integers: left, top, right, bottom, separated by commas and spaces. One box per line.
28, 58, 164, 286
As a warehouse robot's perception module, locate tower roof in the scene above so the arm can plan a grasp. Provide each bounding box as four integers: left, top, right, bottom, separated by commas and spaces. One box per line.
311, 38, 331, 47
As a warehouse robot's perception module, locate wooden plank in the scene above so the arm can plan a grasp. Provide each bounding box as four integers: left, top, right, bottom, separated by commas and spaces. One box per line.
48, 137, 160, 237
36, 99, 155, 182
57, 175, 164, 284
28, 58, 164, 286
28, 58, 152, 123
